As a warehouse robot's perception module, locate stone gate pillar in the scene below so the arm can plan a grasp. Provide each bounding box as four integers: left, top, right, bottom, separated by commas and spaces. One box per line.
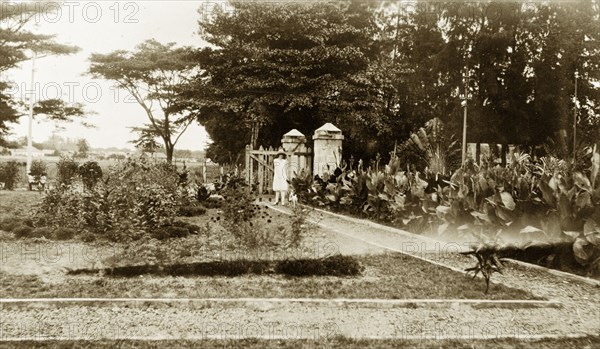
281, 129, 308, 180
313, 123, 344, 178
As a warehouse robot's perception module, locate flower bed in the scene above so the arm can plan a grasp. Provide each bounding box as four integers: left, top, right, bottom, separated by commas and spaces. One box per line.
291, 150, 600, 278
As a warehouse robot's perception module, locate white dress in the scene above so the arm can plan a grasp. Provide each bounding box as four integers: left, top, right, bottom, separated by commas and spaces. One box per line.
272, 158, 288, 191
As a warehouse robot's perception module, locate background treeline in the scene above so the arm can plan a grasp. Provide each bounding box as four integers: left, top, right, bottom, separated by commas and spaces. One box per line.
178, 0, 599, 164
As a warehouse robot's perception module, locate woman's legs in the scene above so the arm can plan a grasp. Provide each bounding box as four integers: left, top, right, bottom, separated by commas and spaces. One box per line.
281, 191, 287, 206
274, 191, 281, 205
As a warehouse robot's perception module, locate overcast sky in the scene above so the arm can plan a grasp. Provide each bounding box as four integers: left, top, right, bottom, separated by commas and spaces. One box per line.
7, 0, 220, 150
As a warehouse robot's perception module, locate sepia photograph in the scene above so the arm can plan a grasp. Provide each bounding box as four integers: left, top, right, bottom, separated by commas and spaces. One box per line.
0, 0, 599, 348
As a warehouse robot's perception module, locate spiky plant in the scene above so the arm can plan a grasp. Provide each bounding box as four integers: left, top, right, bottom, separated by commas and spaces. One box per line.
461, 245, 505, 294
397, 118, 460, 175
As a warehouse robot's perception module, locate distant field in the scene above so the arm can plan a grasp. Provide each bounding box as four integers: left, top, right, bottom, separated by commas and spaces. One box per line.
0, 156, 223, 189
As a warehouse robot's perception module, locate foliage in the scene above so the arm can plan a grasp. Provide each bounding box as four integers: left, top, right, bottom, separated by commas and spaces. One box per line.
130, 126, 163, 155
461, 246, 505, 294
182, 0, 385, 159
180, 1, 600, 162
71, 255, 362, 278
76, 138, 90, 158
29, 160, 47, 178
287, 205, 312, 249
219, 176, 264, 247
33, 99, 86, 122
56, 157, 80, 186
35, 156, 189, 241
0, 161, 21, 190
0, 3, 79, 141
89, 39, 195, 163
78, 161, 103, 190
396, 118, 461, 175
293, 147, 600, 273
275, 255, 363, 277
178, 204, 207, 217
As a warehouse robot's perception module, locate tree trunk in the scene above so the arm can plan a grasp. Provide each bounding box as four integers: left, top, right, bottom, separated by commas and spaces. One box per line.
475, 143, 481, 164
501, 143, 507, 167
165, 144, 174, 164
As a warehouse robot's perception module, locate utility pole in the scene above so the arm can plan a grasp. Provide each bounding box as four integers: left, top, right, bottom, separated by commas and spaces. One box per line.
461, 66, 472, 164
26, 51, 36, 174
573, 71, 578, 162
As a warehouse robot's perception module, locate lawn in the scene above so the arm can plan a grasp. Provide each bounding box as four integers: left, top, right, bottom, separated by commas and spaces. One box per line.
0, 251, 540, 300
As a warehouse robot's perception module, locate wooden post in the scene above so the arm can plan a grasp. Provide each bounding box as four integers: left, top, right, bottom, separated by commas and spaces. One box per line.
501, 143, 507, 167
475, 143, 481, 164
245, 145, 251, 184
258, 145, 264, 194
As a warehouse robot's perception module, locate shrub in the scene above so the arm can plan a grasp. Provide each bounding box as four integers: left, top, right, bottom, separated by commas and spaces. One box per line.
178, 204, 207, 217
219, 176, 261, 245
0, 217, 29, 232
79, 161, 103, 190
203, 196, 223, 208
80, 231, 96, 243
34, 156, 188, 242
53, 227, 78, 240
29, 227, 55, 239
0, 161, 21, 190
287, 205, 312, 248
30, 160, 47, 178
56, 157, 80, 186
195, 185, 210, 202
153, 221, 202, 240
12, 225, 34, 239
275, 255, 363, 276
154, 226, 189, 240
70, 257, 365, 278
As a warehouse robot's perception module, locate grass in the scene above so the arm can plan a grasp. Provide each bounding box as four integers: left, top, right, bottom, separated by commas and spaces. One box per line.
0, 252, 541, 300
0, 190, 41, 220
0, 336, 598, 349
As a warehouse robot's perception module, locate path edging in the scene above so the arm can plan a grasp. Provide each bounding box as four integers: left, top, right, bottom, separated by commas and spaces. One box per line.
0, 297, 563, 310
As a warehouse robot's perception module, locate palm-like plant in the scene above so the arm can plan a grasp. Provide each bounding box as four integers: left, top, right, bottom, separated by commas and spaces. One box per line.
397, 118, 461, 175
461, 245, 505, 294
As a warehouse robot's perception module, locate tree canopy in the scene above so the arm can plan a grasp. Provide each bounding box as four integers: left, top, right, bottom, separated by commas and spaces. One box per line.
181, 0, 599, 163
89, 39, 196, 163
0, 2, 80, 141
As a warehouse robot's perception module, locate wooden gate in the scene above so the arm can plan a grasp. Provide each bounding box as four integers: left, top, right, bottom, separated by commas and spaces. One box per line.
245, 145, 312, 194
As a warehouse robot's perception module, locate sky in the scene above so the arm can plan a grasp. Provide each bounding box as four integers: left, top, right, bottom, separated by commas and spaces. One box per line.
5, 0, 225, 150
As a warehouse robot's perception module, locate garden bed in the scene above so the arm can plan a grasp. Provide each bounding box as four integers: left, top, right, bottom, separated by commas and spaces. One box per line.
0, 252, 542, 300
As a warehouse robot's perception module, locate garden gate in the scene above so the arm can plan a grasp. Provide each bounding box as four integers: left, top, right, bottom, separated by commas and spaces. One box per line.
245, 129, 312, 194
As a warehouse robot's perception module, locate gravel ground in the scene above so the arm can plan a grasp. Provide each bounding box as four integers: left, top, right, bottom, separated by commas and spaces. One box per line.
0, 300, 580, 340
1, 205, 598, 341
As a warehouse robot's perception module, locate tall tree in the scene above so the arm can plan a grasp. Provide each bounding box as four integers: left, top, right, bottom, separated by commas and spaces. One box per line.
76, 138, 90, 158
180, 0, 385, 160
435, 1, 600, 151
89, 40, 195, 163
0, 2, 80, 141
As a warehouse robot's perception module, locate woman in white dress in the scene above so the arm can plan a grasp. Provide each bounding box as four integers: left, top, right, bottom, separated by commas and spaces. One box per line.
272, 151, 288, 205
